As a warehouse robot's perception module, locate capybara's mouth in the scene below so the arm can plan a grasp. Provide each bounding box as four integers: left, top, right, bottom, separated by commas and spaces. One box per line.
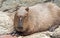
14, 29, 29, 36
16, 27, 25, 32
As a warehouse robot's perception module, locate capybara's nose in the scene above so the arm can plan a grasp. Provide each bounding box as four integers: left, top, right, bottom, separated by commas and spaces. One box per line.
17, 26, 23, 30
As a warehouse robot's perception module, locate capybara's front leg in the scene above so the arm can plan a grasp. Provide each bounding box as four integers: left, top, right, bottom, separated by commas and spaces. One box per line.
9, 29, 19, 37
49, 25, 60, 32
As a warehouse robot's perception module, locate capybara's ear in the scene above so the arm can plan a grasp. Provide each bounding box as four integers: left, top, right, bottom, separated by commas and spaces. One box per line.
25, 7, 29, 11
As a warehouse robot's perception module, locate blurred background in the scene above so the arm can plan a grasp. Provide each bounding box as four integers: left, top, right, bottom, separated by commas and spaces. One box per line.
0, 0, 60, 13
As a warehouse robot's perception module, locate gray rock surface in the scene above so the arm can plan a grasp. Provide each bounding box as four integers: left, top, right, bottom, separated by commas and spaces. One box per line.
0, 0, 46, 12
0, 0, 59, 13
51, 25, 60, 38
0, 11, 14, 35
18, 33, 51, 38
54, 0, 60, 7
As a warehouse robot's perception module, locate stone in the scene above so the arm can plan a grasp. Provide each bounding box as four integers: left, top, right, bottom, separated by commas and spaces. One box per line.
0, 0, 4, 7
51, 25, 60, 38
54, 0, 60, 7
40, 31, 53, 36
18, 36, 23, 38
0, 11, 14, 35
0, 0, 46, 12
18, 33, 51, 38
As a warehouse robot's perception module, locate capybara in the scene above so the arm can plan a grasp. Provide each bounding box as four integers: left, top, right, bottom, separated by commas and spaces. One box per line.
14, 2, 60, 35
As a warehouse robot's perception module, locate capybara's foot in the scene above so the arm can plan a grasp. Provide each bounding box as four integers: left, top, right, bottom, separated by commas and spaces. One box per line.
10, 31, 17, 36
49, 25, 59, 32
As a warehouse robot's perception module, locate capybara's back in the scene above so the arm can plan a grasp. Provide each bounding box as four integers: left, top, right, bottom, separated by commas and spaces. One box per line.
14, 2, 60, 35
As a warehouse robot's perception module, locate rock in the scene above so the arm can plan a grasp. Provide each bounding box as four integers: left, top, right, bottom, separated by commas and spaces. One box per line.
5, 11, 16, 21
18, 33, 51, 38
40, 31, 53, 36
0, 0, 5, 7
0, 35, 17, 38
40, 25, 60, 38
0, 0, 46, 12
54, 0, 60, 7
0, 11, 14, 35
18, 36, 23, 38
0, 0, 20, 13
0, 0, 60, 13
51, 25, 60, 38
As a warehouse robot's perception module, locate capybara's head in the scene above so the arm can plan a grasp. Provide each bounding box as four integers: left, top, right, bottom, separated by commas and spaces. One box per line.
14, 7, 29, 32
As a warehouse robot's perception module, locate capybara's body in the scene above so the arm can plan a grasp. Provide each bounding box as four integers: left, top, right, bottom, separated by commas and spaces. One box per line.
14, 2, 60, 35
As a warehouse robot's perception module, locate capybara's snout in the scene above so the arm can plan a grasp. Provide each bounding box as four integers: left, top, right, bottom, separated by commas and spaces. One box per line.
16, 25, 24, 32
17, 17, 24, 30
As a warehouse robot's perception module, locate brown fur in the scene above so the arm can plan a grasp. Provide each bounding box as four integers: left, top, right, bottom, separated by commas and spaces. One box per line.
14, 2, 60, 35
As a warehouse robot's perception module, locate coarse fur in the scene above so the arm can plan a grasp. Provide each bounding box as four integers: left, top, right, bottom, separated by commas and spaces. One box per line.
14, 2, 60, 35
